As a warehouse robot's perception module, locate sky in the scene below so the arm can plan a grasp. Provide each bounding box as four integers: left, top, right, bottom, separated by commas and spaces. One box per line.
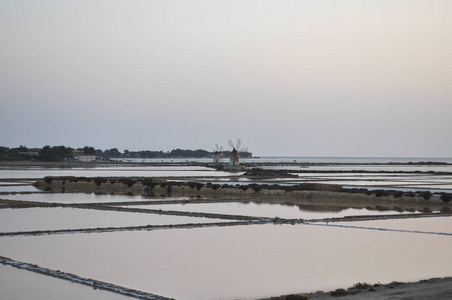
1, 0, 451, 157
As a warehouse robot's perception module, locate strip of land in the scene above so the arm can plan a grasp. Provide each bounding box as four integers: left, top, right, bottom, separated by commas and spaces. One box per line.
0, 255, 173, 300
264, 277, 452, 300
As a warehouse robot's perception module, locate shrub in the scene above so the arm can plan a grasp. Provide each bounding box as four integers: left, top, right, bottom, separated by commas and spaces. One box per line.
418, 191, 432, 200
353, 282, 371, 290
94, 177, 106, 186
375, 205, 389, 211
342, 188, 369, 194
119, 178, 135, 187
422, 207, 431, 213
285, 295, 309, 300
331, 288, 349, 297
440, 207, 452, 213
440, 193, 452, 203
393, 191, 404, 198
239, 185, 249, 191
374, 190, 387, 197
248, 184, 261, 192
141, 178, 154, 186
393, 206, 404, 212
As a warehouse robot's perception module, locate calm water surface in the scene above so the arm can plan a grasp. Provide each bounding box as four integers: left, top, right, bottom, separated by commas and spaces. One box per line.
0, 163, 451, 299
0, 207, 225, 232
0, 264, 129, 300
0, 166, 237, 179
1, 164, 451, 191
0, 185, 38, 192
1, 224, 450, 300
334, 217, 452, 235
1, 193, 185, 204
125, 202, 410, 220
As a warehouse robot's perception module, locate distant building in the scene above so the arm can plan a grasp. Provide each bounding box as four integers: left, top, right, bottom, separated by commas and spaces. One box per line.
77, 155, 96, 162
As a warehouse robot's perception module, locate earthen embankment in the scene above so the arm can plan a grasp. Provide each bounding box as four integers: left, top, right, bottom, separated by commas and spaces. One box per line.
34, 177, 452, 212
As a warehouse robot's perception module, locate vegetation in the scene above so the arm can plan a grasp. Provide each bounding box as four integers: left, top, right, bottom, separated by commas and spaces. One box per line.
39, 145, 73, 161
343, 188, 444, 201
284, 295, 309, 300
331, 288, 349, 297
440, 193, 452, 203
0, 145, 252, 162
0, 145, 39, 161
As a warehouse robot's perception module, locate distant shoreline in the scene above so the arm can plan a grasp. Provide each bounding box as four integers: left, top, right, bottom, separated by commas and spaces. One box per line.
0, 160, 176, 168
1, 159, 451, 167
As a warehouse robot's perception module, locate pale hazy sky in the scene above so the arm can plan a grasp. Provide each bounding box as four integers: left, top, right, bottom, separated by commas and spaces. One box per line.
1, 1, 451, 157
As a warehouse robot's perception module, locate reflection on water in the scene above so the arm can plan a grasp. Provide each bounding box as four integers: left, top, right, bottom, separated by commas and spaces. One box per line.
0, 185, 38, 193
0, 207, 225, 232
124, 202, 408, 220
1, 224, 451, 300
0, 264, 129, 300
1, 164, 451, 192
1, 193, 183, 204
0, 164, 451, 299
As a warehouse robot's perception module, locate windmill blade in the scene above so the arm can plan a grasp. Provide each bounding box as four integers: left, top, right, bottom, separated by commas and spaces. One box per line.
228, 140, 235, 149
216, 144, 220, 152
219, 145, 223, 152
236, 139, 242, 150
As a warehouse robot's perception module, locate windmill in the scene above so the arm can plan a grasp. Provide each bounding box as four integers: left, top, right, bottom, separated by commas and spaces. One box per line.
212, 144, 223, 164
228, 139, 247, 166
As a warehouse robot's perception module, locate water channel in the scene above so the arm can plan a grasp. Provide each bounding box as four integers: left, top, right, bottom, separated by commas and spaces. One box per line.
0, 164, 451, 299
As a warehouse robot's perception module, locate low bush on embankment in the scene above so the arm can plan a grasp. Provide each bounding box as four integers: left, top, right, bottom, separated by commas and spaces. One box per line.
343, 188, 452, 203
34, 177, 452, 207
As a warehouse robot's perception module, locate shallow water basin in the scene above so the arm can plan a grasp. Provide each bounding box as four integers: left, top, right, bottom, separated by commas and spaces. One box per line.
1, 193, 185, 204
1, 224, 450, 300
0, 207, 226, 232
333, 216, 452, 235
123, 202, 408, 220
0, 264, 129, 300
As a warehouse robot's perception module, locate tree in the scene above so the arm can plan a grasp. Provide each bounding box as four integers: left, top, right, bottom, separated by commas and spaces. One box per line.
18, 145, 28, 152
104, 148, 121, 158
83, 146, 96, 155
39, 145, 73, 161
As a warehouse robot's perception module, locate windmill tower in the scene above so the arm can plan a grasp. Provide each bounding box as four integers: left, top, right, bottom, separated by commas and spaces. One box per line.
228, 139, 247, 166
213, 144, 223, 164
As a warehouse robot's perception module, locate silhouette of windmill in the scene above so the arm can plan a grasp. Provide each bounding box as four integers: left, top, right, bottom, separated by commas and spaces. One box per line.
213, 144, 223, 164
228, 139, 247, 166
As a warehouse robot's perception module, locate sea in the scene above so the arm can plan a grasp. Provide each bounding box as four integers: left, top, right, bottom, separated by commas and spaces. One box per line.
113, 156, 452, 164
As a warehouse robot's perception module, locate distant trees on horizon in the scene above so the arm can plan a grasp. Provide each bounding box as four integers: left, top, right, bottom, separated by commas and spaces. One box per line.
0, 145, 252, 162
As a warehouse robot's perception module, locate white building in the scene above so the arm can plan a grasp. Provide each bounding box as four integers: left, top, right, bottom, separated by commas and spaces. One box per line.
77, 155, 96, 162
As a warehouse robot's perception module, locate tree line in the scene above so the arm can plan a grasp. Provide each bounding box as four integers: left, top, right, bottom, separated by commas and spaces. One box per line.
0, 145, 252, 162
